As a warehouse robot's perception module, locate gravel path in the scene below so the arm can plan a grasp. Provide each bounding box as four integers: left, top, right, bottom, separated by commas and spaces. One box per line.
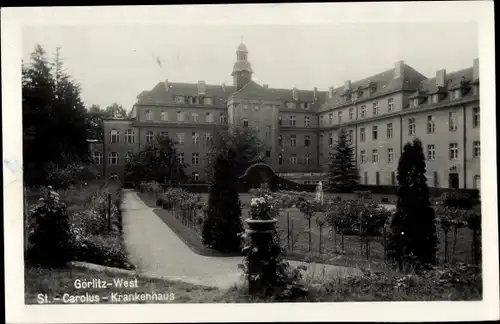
121, 189, 361, 289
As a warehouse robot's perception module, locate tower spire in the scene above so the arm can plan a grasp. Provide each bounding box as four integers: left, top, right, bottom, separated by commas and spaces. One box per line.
232, 43, 253, 90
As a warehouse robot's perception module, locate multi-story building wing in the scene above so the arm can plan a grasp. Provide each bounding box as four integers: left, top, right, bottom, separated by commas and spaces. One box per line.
96, 43, 479, 189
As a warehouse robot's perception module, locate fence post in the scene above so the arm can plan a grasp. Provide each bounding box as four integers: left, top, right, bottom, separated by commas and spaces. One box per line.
383, 226, 387, 261
287, 211, 290, 250
291, 219, 294, 251
319, 224, 323, 254
107, 193, 112, 232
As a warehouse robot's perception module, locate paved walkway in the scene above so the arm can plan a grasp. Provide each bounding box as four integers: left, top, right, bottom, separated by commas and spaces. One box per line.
121, 190, 361, 289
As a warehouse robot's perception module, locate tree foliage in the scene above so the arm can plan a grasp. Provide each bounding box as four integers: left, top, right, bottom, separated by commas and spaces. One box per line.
204, 126, 267, 182
124, 134, 186, 188
387, 138, 438, 270
202, 148, 243, 252
23, 45, 91, 186
86, 102, 127, 141
327, 128, 359, 193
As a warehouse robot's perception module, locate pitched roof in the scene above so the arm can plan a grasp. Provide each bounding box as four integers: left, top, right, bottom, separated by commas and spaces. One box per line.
319, 64, 428, 111
230, 81, 284, 101
415, 67, 474, 95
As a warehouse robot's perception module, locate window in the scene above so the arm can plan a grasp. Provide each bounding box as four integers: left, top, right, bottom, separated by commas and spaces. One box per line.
364, 172, 368, 184
160, 131, 168, 138
473, 175, 480, 190
319, 134, 324, 145
161, 110, 168, 121
243, 118, 249, 128
178, 153, 184, 164
205, 133, 213, 146
411, 98, 419, 108
391, 172, 396, 185
304, 135, 311, 147
388, 98, 394, 112
191, 113, 199, 123
286, 102, 295, 109
177, 133, 185, 145
278, 154, 283, 165
432, 94, 439, 104
361, 150, 367, 163
375, 172, 380, 185
289, 116, 296, 126
192, 172, 200, 181
192, 132, 200, 145
265, 150, 271, 158
329, 132, 334, 146
145, 109, 153, 121
328, 113, 333, 124
92, 152, 102, 165
278, 135, 283, 146
108, 152, 119, 165
360, 128, 365, 142
473, 141, 480, 158
372, 149, 379, 163
387, 123, 393, 138
349, 108, 354, 120
304, 116, 311, 127
348, 129, 354, 143
453, 89, 461, 100
427, 144, 436, 160
433, 171, 439, 187
110, 129, 119, 143
449, 112, 457, 131
408, 118, 416, 136
473, 107, 480, 127
320, 115, 324, 125
360, 105, 366, 118
427, 116, 435, 133
372, 126, 378, 140
188, 96, 197, 104
387, 148, 394, 163
304, 154, 311, 165
174, 95, 185, 104
146, 131, 154, 143
373, 102, 379, 116
125, 152, 132, 163
125, 129, 135, 144
192, 153, 199, 165
290, 154, 298, 165
177, 111, 184, 122
449, 143, 458, 160
338, 111, 342, 123
290, 135, 297, 146
203, 97, 213, 105
302, 102, 310, 110
220, 112, 227, 124
205, 112, 213, 123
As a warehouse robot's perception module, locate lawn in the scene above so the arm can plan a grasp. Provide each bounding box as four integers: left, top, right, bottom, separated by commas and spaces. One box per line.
139, 191, 478, 267
25, 264, 481, 303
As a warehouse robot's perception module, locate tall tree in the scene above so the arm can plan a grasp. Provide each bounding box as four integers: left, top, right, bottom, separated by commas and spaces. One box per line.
86, 103, 127, 141
204, 125, 267, 182
124, 134, 186, 187
327, 128, 359, 193
387, 138, 438, 270
105, 102, 127, 119
202, 148, 243, 252
23, 45, 90, 186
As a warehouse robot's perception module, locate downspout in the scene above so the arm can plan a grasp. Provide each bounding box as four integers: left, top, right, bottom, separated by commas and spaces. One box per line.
399, 114, 403, 156
463, 104, 467, 188
103, 125, 107, 179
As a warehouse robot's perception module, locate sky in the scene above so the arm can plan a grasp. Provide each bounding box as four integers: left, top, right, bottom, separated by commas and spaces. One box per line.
22, 19, 478, 112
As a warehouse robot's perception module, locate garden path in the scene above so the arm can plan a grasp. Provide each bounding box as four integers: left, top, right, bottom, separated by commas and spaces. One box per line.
121, 189, 362, 289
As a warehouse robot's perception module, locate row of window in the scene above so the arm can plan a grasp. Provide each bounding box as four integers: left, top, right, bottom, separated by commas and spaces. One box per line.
278, 134, 313, 147
278, 115, 313, 127
359, 141, 480, 164
277, 153, 313, 166
321, 98, 395, 125
93, 151, 204, 166
361, 171, 480, 189
143, 110, 227, 123
109, 129, 215, 145
174, 95, 214, 105
409, 86, 478, 109
285, 101, 311, 110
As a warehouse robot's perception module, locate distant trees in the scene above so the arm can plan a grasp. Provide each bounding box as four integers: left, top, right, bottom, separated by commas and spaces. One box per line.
124, 134, 186, 188
387, 138, 438, 270
204, 126, 267, 182
23, 45, 91, 186
86, 102, 127, 141
327, 128, 359, 193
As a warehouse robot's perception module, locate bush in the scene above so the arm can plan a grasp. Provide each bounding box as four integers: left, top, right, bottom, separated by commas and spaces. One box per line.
46, 163, 98, 189
438, 191, 477, 210
355, 190, 372, 199
381, 197, 390, 203
26, 188, 72, 267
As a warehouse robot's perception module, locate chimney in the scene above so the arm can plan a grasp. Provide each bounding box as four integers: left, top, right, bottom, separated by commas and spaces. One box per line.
394, 60, 405, 79
292, 87, 298, 100
313, 87, 318, 100
263, 84, 269, 89
436, 69, 446, 88
344, 80, 351, 91
197, 80, 206, 95
328, 86, 334, 99
221, 82, 226, 92
473, 58, 479, 81
165, 79, 169, 92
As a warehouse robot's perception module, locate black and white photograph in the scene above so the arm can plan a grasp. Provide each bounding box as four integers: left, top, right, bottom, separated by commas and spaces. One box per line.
2, 2, 498, 323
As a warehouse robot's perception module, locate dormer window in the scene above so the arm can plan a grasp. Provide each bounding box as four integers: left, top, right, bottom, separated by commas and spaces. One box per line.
412, 98, 420, 108
286, 101, 295, 109
352, 92, 358, 101
301, 102, 310, 109
174, 95, 186, 104
345, 93, 352, 102
452, 89, 462, 100
432, 94, 439, 104
203, 97, 213, 105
